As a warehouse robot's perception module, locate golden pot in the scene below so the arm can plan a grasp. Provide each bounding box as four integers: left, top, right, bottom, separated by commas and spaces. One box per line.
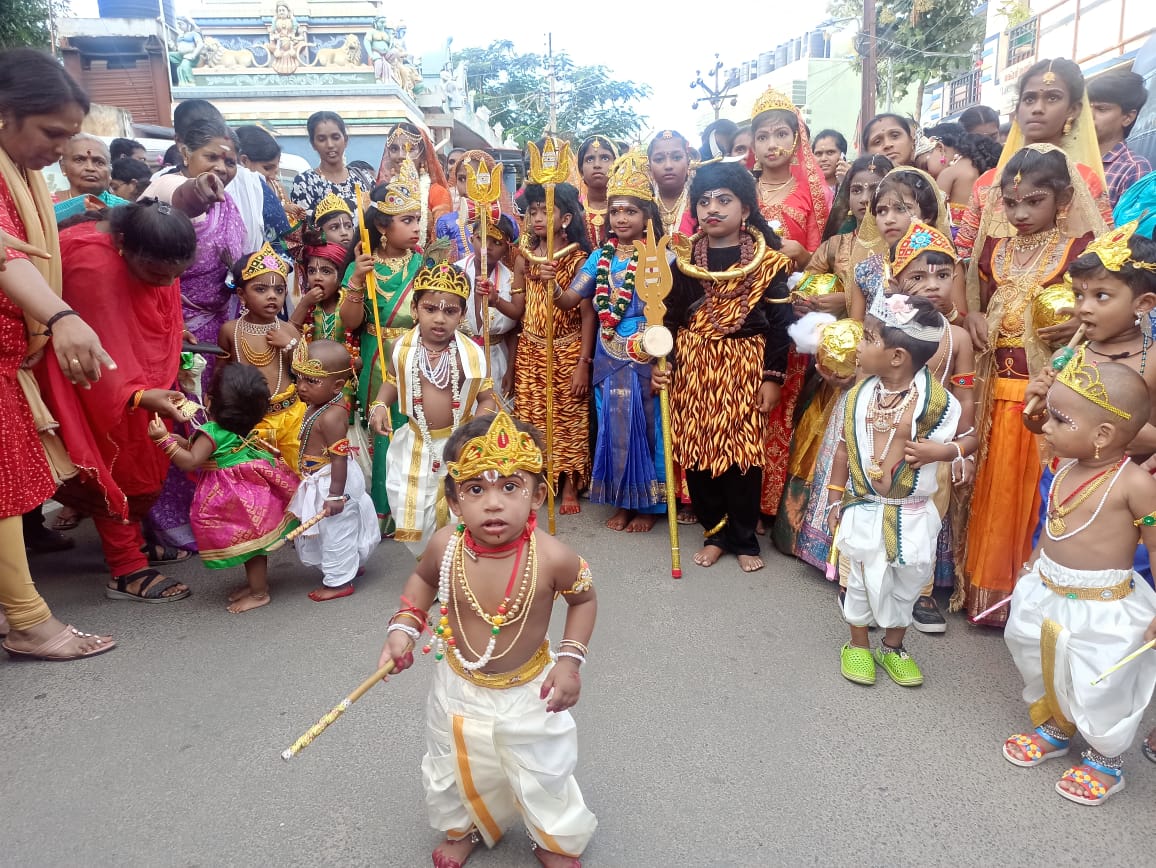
1032, 281, 1076, 331
794, 273, 843, 298
817, 318, 864, 379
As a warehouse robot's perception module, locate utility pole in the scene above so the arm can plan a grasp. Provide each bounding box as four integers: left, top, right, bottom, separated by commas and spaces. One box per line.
547, 33, 558, 135
886, 57, 893, 112
861, 0, 877, 124
690, 54, 739, 120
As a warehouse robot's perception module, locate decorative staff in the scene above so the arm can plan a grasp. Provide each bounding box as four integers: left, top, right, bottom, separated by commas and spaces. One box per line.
1022, 323, 1086, 418
281, 659, 395, 760
464, 154, 503, 375
285, 496, 350, 543
969, 593, 1014, 624
1091, 638, 1156, 685
525, 135, 572, 535
636, 221, 681, 578
355, 183, 390, 395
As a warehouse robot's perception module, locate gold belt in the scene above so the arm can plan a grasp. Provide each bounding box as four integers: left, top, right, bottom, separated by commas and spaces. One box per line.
445, 640, 552, 689
366, 324, 408, 340
267, 390, 299, 414
407, 420, 454, 439
520, 328, 580, 348
1040, 571, 1135, 601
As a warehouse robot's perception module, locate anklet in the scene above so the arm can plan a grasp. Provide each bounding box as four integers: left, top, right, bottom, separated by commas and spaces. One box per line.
1039, 721, 1072, 742
1083, 748, 1123, 771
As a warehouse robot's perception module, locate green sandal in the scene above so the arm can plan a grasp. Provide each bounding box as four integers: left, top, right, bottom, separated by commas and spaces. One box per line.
874, 644, 924, 687
840, 644, 876, 685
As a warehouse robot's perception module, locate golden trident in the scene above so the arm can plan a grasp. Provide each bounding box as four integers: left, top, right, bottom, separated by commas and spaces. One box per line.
636, 221, 681, 578
464, 154, 503, 378
354, 183, 390, 406
526, 135, 571, 535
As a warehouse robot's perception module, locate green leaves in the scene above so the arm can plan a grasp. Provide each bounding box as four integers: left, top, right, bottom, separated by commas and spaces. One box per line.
454, 40, 651, 146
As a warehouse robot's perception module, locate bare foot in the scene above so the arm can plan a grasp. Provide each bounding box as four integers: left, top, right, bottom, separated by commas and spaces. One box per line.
606, 508, 633, 531
228, 584, 252, 602
3, 616, 113, 657
693, 544, 724, 567
532, 843, 581, 868
625, 513, 657, 533
755, 518, 766, 535
559, 478, 581, 515
676, 506, 697, 525
433, 833, 479, 868
226, 592, 270, 614
738, 554, 765, 572
308, 583, 354, 602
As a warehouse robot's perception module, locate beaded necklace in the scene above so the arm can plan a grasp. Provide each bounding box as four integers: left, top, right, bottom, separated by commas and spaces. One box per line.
1046, 458, 1129, 540
297, 392, 345, 475
593, 239, 638, 340
864, 378, 920, 482
409, 337, 462, 473
691, 232, 759, 335
426, 524, 537, 669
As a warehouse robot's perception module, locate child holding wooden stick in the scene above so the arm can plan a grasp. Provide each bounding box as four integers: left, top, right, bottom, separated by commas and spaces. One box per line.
379, 411, 597, 867
1002, 351, 1156, 805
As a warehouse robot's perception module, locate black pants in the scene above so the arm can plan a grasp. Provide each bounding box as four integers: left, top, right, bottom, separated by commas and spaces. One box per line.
685, 465, 762, 556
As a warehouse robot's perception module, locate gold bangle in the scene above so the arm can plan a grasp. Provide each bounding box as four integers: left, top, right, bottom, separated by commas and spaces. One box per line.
826, 484, 845, 493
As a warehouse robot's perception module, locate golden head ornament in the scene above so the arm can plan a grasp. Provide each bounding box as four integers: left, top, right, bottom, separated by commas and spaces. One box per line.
1055, 345, 1133, 419
890, 221, 957, 276
314, 191, 353, 225
608, 149, 654, 203
750, 85, 795, 120
376, 156, 422, 215
446, 410, 544, 482
1084, 219, 1156, 274
291, 340, 352, 379
413, 259, 471, 301
239, 242, 290, 283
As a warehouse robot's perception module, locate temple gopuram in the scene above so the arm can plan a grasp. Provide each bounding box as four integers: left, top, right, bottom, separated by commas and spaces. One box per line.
166, 0, 504, 164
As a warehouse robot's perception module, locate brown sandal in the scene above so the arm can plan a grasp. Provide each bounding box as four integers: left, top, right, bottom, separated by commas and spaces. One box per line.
3, 624, 116, 661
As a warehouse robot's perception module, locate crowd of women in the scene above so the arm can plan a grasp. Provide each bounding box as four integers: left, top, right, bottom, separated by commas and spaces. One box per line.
1, 44, 1154, 665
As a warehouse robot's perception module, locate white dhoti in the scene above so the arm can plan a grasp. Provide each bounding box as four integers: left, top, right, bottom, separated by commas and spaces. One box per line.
1005, 551, 1156, 757
385, 422, 450, 557
288, 461, 379, 586
836, 496, 940, 629
422, 645, 597, 856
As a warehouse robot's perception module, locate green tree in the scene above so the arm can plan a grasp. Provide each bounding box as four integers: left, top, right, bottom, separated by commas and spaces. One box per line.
829, 0, 985, 115
454, 40, 651, 146
0, 0, 64, 50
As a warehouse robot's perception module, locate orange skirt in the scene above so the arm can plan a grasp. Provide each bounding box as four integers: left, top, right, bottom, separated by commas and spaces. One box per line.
963, 377, 1042, 625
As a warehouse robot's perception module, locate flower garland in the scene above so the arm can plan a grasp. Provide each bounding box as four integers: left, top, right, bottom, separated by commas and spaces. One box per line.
409, 337, 463, 473
593, 239, 637, 340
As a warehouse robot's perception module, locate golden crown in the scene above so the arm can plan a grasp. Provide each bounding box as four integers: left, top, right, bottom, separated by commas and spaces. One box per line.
608, 149, 653, 202
376, 156, 422, 215
1055, 345, 1133, 419
413, 259, 470, 300
750, 86, 795, 119
446, 410, 544, 482
314, 191, 352, 224
239, 242, 290, 283
387, 124, 423, 150
1084, 219, 1156, 274
291, 339, 352, 379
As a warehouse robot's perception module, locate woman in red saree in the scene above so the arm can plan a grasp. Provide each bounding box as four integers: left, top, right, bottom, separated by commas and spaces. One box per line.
40, 200, 198, 601
747, 85, 833, 524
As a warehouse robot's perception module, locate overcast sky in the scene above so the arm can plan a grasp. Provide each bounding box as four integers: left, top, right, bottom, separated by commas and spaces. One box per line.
68, 1, 831, 138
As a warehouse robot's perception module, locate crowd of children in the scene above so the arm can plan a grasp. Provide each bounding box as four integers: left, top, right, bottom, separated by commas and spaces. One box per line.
15, 52, 1156, 868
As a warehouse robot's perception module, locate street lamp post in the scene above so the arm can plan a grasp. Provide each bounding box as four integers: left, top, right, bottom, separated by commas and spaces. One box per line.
690, 54, 739, 120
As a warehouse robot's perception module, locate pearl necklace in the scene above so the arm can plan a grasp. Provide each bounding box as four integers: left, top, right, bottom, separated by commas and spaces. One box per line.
1045, 458, 1129, 541
409, 337, 462, 473
864, 378, 919, 482
418, 342, 453, 390
239, 318, 278, 335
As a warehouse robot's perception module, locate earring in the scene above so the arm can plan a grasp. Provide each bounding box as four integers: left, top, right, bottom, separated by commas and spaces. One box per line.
1136, 312, 1143, 327
1063, 119, 1073, 136
1095, 442, 1101, 460
239, 303, 249, 317
741, 217, 747, 231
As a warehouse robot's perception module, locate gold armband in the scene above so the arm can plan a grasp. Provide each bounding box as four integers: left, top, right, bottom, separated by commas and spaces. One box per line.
327, 437, 352, 456
561, 558, 594, 595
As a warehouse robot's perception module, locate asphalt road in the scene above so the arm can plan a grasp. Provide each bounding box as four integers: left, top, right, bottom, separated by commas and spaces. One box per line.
3, 506, 1154, 867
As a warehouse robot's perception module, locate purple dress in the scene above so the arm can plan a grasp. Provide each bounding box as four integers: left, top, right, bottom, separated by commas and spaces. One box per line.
146, 194, 247, 552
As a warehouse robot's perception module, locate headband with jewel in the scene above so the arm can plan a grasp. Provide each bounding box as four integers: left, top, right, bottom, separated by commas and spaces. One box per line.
376, 156, 422, 215
1055, 344, 1133, 419
868, 292, 945, 343
314, 191, 353, 225
413, 259, 471, 300
607, 149, 654, 202
240, 242, 290, 283
1042, 60, 1057, 86
580, 134, 619, 161
291, 339, 352, 378
750, 85, 795, 120
387, 124, 423, 151
446, 410, 543, 482
890, 221, 958, 275
1084, 218, 1156, 274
